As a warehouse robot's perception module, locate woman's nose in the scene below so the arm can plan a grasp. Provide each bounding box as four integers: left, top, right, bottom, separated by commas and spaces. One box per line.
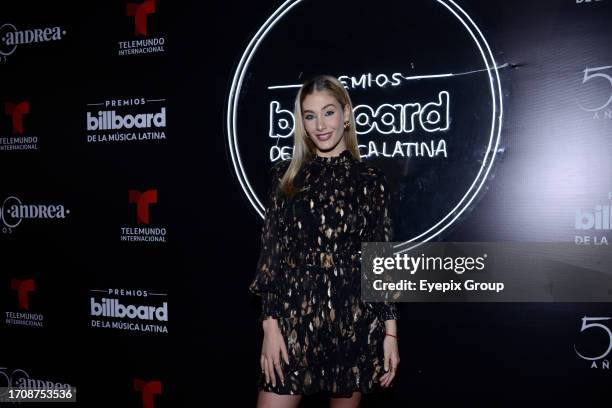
316, 118, 325, 130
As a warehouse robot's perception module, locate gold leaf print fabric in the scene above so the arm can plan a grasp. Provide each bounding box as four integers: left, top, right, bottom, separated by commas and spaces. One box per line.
249, 149, 399, 397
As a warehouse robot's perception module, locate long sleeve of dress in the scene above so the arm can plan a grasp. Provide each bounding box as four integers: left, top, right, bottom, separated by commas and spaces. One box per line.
368, 172, 399, 322
248, 162, 286, 322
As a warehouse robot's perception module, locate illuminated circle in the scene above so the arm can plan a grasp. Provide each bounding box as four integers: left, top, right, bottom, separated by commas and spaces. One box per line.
226, 0, 503, 251
0, 24, 18, 56
0, 368, 29, 397
426, 111, 441, 124
2, 196, 23, 228
355, 114, 369, 126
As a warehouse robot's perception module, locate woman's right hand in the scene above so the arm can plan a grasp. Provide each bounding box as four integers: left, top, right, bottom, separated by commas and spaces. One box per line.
261, 318, 290, 387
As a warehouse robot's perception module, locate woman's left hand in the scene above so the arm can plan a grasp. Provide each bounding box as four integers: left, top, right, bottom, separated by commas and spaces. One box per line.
379, 335, 400, 388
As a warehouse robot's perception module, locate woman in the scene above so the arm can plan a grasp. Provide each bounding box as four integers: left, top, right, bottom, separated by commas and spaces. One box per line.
249, 75, 400, 408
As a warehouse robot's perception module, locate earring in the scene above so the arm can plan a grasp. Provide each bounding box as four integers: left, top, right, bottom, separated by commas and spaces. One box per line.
344, 121, 350, 130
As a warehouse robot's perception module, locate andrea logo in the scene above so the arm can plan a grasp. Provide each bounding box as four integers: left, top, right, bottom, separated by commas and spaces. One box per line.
1, 367, 72, 393
0, 23, 66, 60
227, 0, 503, 248
129, 189, 157, 224
134, 379, 162, 408
11, 278, 35, 310
4, 102, 29, 134
127, 0, 156, 36
1, 195, 69, 233
0, 367, 30, 394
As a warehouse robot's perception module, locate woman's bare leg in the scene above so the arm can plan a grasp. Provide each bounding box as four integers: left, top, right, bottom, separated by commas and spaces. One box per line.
256, 390, 302, 408
329, 391, 362, 408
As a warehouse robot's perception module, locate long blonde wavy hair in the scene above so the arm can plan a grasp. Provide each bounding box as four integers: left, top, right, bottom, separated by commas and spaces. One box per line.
280, 75, 361, 197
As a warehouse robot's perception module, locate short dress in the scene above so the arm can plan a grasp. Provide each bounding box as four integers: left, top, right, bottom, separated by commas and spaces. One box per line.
249, 148, 399, 397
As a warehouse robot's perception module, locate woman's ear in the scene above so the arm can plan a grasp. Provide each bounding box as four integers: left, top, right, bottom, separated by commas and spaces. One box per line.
344, 104, 351, 121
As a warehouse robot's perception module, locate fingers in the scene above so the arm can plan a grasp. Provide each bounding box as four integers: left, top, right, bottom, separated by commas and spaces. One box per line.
263, 356, 271, 385
380, 358, 390, 387
260, 353, 266, 379
261, 330, 289, 389
380, 370, 395, 387
268, 358, 277, 387
261, 357, 285, 388
380, 355, 400, 387
280, 341, 290, 365
380, 368, 395, 387
262, 355, 281, 387
380, 364, 396, 387
273, 357, 285, 386
268, 358, 279, 387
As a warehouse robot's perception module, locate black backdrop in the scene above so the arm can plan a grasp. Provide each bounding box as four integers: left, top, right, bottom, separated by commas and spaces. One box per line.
2, 0, 612, 406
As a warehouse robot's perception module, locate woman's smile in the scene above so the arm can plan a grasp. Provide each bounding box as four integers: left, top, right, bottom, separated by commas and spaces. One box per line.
315, 131, 333, 141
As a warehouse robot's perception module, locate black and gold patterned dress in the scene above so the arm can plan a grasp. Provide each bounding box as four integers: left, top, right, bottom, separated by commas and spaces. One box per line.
249, 148, 398, 397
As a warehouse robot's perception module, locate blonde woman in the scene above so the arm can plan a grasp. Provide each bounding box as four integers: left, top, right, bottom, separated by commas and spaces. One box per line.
249, 75, 400, 408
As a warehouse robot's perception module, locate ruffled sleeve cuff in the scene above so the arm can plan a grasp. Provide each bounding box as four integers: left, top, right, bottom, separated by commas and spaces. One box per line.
376, 301, 399, 322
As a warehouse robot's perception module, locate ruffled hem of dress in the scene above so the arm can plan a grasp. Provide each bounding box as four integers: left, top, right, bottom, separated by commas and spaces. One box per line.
256, 376, 392, 397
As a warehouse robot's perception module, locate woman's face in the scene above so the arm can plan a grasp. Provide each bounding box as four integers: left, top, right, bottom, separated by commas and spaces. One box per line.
301, 90, 350, 157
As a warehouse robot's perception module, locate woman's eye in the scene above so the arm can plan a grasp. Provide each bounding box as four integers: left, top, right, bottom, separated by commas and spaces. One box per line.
305, 114, 314, 120
325, 110, 335, 116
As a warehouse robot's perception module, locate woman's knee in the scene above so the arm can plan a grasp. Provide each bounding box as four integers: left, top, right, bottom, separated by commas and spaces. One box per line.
256, 390, 302, 408
329, 391, 362, 408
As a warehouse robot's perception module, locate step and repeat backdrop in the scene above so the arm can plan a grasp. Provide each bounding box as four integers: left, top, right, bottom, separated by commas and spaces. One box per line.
1, 0, 612, 406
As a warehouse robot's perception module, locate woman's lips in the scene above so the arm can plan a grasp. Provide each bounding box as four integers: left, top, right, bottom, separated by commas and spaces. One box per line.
316, 132, 333, 141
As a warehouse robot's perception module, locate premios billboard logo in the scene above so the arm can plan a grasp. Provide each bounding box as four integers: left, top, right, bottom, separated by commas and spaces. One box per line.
90, 287, 169, 334
574, 191, 612, 246
227, 0, 503, 247
575, 0, 605, 5
86, 97, 167, 144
